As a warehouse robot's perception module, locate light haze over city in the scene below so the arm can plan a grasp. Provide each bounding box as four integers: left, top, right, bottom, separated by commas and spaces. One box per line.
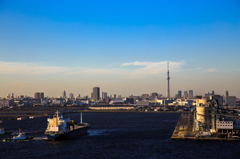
0, 0, 240, 98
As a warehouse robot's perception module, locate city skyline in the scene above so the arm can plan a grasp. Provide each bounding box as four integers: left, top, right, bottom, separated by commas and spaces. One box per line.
0, 1, 240, 97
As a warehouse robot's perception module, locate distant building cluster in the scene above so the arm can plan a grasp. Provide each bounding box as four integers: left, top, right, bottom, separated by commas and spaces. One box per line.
0, 62, 239, 109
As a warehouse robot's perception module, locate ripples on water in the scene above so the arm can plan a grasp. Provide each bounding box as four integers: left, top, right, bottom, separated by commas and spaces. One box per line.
0, 113, 239, 158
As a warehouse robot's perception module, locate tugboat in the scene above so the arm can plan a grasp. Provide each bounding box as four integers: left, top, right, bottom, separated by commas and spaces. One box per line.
3, 129, 34, 142
45, 111, 90, 140
0, 128, 12, 136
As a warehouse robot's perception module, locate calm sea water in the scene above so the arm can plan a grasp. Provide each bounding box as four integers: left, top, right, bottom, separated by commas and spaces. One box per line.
0, 113, 239, 159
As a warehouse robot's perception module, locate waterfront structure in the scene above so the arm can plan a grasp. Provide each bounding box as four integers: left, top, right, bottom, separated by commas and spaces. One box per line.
93, 87, 100, 101
189, 90, 193, 99
166, 62, 170, 99
193, 95, 239, 134
184, 91, 188, 99
193, 97, 211, 131
178, 91, 182, 97
62, 90, 66, 98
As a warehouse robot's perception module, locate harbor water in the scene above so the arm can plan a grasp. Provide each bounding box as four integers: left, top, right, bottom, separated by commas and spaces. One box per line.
0, 113, 239, 158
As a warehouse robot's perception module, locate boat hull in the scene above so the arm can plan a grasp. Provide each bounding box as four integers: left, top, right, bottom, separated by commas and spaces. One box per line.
46, 125, 90, 140
3, 136, 34, 142
0, 132, 12, 136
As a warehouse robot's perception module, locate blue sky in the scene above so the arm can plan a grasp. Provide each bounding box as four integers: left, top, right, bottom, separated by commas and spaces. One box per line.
0, 0, 240, 97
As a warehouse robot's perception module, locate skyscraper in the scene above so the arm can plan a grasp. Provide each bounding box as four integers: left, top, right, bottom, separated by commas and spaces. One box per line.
212, 90, 215, 95
93, 87, 100, 101
40, 92, 44, 99
184, 91, 188, 99
11, 93, 14, 99
166, 62, 170, 99
91, 92, 93, 99
102, 92, 107, 99
178, 90, 182, 97
62, 90, 66, 98
34, 92, 40, 99
225, 90, 229, 101
69, 93, 74, 98
189, 90, 193, 99
34, 92, 44, 99
225, 90, 229, 97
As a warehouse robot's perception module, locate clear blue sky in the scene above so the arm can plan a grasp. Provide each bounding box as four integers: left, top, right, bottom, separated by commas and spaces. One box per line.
0, 0, 240, 97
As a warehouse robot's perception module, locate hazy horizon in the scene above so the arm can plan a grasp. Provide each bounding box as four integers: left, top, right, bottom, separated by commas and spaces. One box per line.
0, 1, 240, 98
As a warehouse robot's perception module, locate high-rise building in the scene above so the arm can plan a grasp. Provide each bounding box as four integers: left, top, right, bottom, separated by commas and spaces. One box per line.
189, 90, 193, 99
166, 62, 170, 99
40, 92, 44, 99
69, 93, 74, 98
184, 91, 188, 99
150, 92, 158, 97
93, 87, 100, 101
225, 96, 236, 106
34, 92, 44, 99
225, 90, 229, 101
212, 90, 215, 95
91, 92, 93, 99
102, 92, 107, 99
11, 93, 14, 99
103, 97, 110, 103
226, 90, 229, 97
117, 95, 121, 98
142, 94, 149, 100
178, 90, 182, 97
111, 94, 116, 99
6, 94, 10, 99
62, 90, 66, 98
34, 92, 40, 99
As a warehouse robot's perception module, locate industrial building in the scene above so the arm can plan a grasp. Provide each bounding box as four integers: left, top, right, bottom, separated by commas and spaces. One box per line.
193, 95, 239, 134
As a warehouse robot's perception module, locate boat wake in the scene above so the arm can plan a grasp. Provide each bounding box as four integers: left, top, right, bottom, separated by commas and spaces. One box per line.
88, 129, 118, 136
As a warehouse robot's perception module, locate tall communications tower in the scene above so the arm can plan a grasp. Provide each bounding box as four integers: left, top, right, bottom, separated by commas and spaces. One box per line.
166, 62, 170, 99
